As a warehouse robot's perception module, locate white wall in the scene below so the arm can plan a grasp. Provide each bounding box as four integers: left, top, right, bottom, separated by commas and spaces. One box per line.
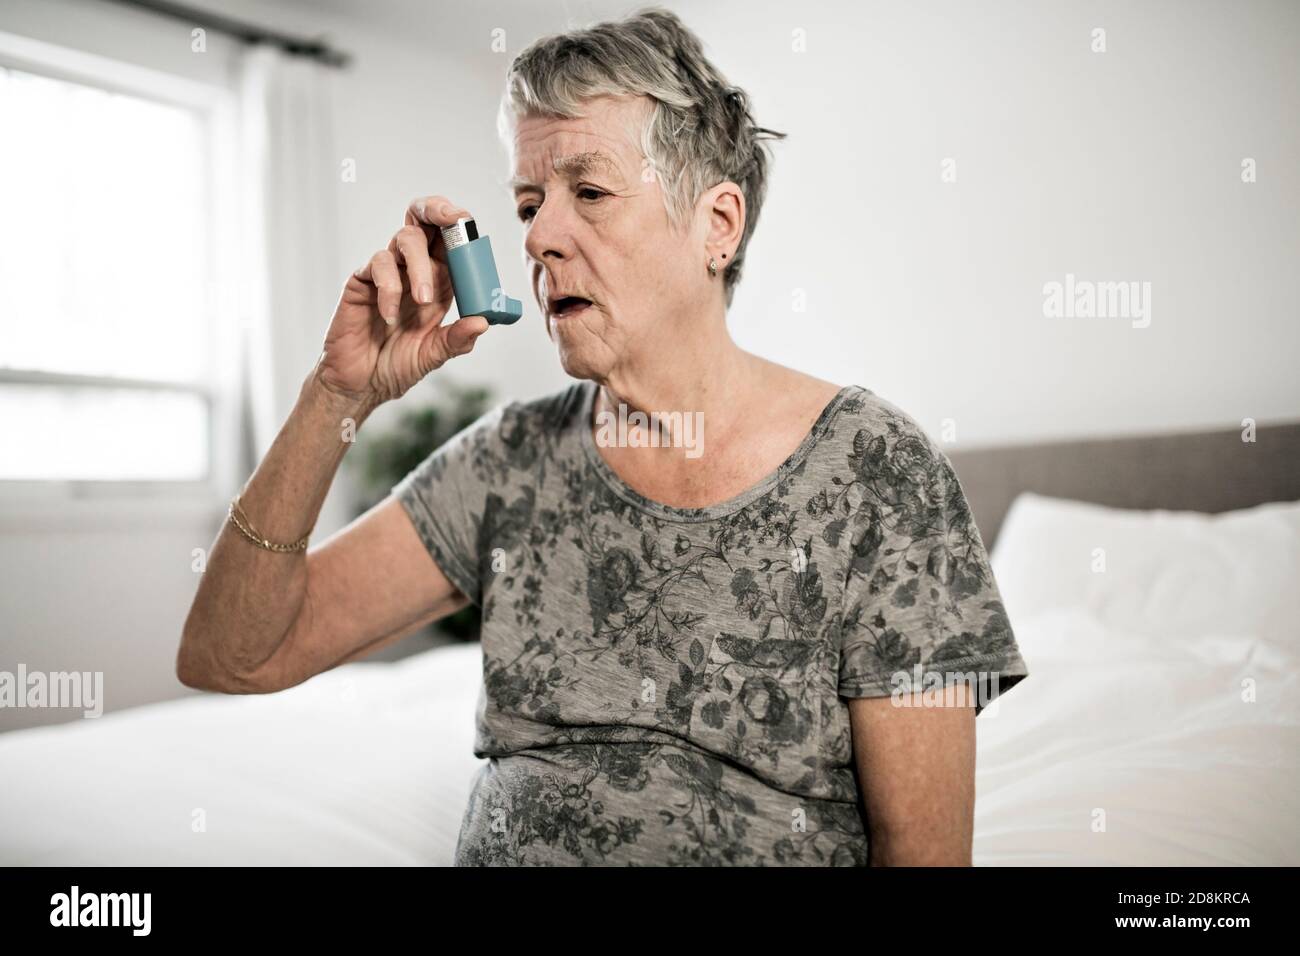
684, 0, 1299, 446
283, 0, 1300, 445
2, 0, 1297, 730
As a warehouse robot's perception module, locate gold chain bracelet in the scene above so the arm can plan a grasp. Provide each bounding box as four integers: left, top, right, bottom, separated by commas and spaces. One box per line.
227, 495, 312, 553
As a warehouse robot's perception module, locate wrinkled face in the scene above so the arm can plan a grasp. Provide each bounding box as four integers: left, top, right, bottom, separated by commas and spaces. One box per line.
509, 95, 706, 380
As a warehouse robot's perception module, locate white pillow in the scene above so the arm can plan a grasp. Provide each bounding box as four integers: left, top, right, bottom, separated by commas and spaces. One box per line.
990, 492, 1300, 651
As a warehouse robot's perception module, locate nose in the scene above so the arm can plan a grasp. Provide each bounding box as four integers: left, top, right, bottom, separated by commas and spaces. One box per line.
522, 195, 572, 268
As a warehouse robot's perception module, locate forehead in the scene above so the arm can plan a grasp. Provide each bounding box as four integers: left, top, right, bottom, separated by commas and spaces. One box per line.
508, 98, 646, 193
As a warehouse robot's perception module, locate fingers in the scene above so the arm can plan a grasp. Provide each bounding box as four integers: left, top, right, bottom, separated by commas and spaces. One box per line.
349, 196, 472, 332
406, 195, 472, 241
354, 250, 403, 326
389, 224, 435, 308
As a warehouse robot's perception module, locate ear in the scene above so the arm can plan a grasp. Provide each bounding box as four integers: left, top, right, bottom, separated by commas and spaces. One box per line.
702, 180, 745, 262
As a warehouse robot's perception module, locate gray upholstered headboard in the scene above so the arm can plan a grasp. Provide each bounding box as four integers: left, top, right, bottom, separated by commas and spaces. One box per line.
945, 420, 1300, 551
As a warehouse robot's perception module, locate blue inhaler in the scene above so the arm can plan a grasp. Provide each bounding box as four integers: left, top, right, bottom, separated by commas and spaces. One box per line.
440, 217, 523, 325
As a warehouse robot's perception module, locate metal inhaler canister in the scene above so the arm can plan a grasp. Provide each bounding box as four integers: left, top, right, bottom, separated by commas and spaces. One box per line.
439, 217, 523, 325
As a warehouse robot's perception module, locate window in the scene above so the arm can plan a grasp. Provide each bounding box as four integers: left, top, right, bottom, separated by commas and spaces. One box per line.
0, 55, 232, 487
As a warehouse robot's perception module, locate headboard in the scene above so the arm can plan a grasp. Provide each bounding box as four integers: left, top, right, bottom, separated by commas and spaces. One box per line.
945, 419, 1300, 550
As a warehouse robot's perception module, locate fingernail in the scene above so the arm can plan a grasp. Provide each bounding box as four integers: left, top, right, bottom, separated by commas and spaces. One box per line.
417, 283, 432, 304
414, 199, 426, 220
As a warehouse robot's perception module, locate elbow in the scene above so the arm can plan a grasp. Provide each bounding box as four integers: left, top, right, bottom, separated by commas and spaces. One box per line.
175, 640, 225, 692
177, 605, 219, 691
175, 646, 202, 689
175, 632, 277, 695
175, 624, 212, 690
176, 646, 222, 692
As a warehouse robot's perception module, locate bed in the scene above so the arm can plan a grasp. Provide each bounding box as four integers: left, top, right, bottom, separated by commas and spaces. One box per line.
3, 420, 1298, 866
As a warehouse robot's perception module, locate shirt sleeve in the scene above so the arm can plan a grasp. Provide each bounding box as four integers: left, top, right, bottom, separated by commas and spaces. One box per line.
391, 401, 512, 607
834, 417, 1029, 715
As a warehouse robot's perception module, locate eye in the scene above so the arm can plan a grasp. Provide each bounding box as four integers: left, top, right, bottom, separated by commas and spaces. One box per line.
518, 187, 607, 223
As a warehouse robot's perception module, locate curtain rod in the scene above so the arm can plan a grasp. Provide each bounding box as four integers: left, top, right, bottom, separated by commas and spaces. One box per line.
101, 0, 352, 68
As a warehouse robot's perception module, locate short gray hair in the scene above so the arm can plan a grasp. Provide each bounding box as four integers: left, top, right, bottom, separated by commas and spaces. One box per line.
498, 7, 786, 307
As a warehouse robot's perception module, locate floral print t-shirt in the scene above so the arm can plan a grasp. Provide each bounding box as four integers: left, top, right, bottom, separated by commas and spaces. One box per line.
394, 380, 1030, 866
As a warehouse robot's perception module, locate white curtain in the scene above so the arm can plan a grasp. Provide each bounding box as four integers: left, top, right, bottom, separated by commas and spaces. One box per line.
236, 43, 353, 534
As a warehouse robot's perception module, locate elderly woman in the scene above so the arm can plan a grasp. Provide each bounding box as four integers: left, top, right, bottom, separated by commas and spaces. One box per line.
180, 8, 1028, 866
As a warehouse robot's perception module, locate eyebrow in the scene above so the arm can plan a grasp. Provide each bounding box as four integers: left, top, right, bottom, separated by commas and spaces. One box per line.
509, 151, 620, 195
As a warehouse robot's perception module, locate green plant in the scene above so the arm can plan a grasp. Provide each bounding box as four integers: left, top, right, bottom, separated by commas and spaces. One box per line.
349, 379, 495, 641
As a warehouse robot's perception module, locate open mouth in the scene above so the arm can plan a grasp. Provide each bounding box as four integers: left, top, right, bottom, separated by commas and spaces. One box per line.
551, 295, 592, 318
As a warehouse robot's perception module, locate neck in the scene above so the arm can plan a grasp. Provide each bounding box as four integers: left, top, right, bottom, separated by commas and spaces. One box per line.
592, 308, 760, 443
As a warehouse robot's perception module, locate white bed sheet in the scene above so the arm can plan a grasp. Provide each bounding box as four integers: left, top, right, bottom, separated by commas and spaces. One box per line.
973, 607, 1299, 865
4, 607, 1296, 865
0, 643, 485, 866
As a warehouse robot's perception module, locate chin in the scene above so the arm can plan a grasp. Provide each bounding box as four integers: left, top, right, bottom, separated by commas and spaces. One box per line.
550, 312, 614, 380
555, 344, 606, 382
553, 335, 614, 383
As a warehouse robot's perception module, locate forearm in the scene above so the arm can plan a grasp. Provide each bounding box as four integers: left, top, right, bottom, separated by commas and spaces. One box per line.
849, 690, 977, 867
179, 361, 377, 689
867, 824, 972, 867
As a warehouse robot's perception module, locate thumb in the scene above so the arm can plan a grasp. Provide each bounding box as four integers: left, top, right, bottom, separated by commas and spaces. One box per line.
430, 314, 490, 366
447, 314, 490, 354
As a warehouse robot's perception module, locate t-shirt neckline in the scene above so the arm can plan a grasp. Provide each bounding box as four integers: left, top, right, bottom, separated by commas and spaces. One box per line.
576, 379, 866, 523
